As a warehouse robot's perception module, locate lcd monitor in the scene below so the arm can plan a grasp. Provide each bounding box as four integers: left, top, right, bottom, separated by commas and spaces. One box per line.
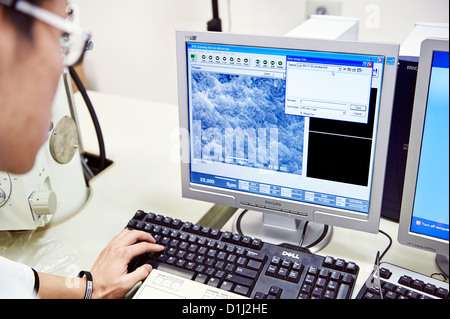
398, 38, 449, 276
176, 31, 399, 251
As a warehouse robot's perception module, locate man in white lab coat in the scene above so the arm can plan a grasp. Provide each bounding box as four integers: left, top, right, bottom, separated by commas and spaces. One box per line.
0, 0, 163, 299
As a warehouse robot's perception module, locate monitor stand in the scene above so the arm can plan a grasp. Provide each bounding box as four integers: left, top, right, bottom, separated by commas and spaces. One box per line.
232, 209, 333, 253
436, 254, 449, 278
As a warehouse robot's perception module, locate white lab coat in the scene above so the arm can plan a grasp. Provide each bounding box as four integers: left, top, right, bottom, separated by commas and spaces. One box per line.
0, 256, 36, 299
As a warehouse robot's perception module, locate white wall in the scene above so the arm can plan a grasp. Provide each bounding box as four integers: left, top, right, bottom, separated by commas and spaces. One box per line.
71, 0, 449, 105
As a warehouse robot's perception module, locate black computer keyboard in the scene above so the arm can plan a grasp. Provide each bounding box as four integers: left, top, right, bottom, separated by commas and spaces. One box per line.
355, 262, 449, 299
125, 210, 360, 299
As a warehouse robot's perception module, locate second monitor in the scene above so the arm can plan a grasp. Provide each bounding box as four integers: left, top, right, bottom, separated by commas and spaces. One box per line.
176, 31, 399, 251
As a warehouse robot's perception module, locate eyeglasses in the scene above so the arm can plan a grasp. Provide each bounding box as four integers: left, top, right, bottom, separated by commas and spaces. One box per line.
1, 0, 91, 67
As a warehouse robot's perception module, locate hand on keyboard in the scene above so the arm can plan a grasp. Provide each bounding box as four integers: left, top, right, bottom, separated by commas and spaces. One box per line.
126, 210, 360, 299
91, 228, 164, 299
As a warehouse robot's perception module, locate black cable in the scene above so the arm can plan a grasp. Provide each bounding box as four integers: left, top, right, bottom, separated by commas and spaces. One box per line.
68, 66, 106, 172
378, 229, 392, 261
298, 221, 309, 247
235, 209, 247, 235
211, 0, 219, 18
304, 224, 329, 250
431, 272, 448, 282
207, 0, 222, 32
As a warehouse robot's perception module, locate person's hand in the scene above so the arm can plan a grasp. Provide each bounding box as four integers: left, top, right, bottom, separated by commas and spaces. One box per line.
89, 229, 164, 299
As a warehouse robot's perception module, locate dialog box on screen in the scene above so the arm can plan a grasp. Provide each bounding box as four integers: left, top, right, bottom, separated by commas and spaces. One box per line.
284, 56, 373, 124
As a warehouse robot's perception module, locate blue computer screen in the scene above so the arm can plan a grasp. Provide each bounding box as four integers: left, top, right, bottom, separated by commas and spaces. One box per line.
410, 51, 449, 241
186, 43, 387, 214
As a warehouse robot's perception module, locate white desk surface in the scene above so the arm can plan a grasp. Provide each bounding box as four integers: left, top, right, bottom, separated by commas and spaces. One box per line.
1, 91, 445, 298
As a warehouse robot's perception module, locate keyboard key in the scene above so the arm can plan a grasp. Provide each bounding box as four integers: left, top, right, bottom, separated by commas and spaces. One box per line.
300, 284, 312, 296
254, 292, 266, 299
327, 280, 338, 292
266, 265, 277, 277
271, 256, 281, 264
214, 270, 226, 280
220, 281, 233, 291
210, 228, 221, 239
411, 279, 425, 291
241, 236, 252, 247
436, 287, 449, 299
194, 273, 208, 284
319, 268, 329, 279
324, 290, 335, 299
192, 224, 202, 234
312, 287, 324, 298
363, 291, 381, 299
276, 268, 288, 280
292, 261, 303, 272
315, 277, 327, 288
144, 212, 155, 222
399, 275, 413, 287
163, 216, 173, 226
345, 262, 358, 275
237, 257, 247, 267
154, 214, 164, 224
281, 259, 291, 268
207, 277, 220, 288
246, 250, 266, 261
334, 259, 345, 271
395, 286, 408, 296
201, 226, 211, 236
342, 273, 353, 285
383, 282, 396, 292
423, 283, 436, 295
247, 260, 263, 271
235, 267, 258, 279
225, 274, 254, 288
330, 271, 341, 282
337, 284, 350, 299
406, 290, 421, 299
222, 231, 232, 242
171, 219, 183, 229
308, 266, 319, 276
133, 210, 145, 220
384, 291, 398, 299
323, 256, 334, 268
379, 267, 392, 279
127, 220, 136, 228
288, 270, 300, 283
269, 286, 283, 298
251, 238, 263, 250
232, 234, 242, 244
234, 285, 250, 297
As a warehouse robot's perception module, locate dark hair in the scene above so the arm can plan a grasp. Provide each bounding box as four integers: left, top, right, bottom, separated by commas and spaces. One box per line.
2, 0, 46, 41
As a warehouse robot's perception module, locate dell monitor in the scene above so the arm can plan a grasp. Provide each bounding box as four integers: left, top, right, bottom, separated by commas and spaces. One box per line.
398, 38, 449, 276
176, 31, 399, 251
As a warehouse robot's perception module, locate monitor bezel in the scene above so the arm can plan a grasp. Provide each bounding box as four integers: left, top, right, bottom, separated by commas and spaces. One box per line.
398, 38, 449, 256
176, 30, 399, 234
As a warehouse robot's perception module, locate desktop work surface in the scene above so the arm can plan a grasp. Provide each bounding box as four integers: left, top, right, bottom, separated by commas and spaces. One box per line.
0, 91, 445, 298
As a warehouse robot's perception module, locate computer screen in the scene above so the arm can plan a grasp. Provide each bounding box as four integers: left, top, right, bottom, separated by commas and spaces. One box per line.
398, 39, 449, 264
176, 31, 399, 245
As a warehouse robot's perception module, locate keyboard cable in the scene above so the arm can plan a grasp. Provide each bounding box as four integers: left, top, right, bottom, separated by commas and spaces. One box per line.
378, 229, 392, 261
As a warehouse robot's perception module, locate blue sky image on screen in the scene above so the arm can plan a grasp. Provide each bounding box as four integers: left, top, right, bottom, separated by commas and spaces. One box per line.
190, 71, 305, 175
410, 51, 449, 241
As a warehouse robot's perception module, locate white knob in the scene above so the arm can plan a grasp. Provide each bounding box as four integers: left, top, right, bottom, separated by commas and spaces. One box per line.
28, 191, 57, 216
